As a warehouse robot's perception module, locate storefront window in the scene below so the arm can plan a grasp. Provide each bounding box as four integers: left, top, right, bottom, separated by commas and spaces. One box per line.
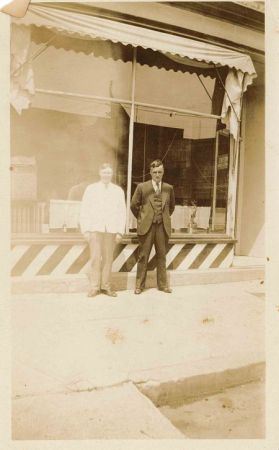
212, 130, 230, 232
11, 30, 133, 234
11, 27, 231, 236
11, 100, 130, 233
131, 105, 229, 234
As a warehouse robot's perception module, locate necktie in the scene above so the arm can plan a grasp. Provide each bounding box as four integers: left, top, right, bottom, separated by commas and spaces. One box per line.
155, 182, 160, 194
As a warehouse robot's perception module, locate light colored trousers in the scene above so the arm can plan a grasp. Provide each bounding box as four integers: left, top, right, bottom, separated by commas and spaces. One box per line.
88, 232, 116, 291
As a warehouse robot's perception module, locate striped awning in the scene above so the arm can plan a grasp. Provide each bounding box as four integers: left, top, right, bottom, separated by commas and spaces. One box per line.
13, 4, 256, 78
12, 3, 257, 138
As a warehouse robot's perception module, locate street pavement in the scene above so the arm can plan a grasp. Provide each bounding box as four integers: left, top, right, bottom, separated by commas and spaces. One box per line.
12, 280, 265, 439
13, 382, 185, 439
160, 380, 265, 438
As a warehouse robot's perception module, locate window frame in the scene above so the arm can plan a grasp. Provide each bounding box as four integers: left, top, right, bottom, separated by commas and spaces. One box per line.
124, 47, 235, 238
12, 40, 239, 239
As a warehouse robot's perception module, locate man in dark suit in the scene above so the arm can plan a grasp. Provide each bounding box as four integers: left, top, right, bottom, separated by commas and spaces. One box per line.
131, 159, 175, 294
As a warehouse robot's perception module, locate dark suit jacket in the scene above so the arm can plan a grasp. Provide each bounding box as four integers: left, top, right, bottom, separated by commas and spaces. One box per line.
130, 180, 175, 237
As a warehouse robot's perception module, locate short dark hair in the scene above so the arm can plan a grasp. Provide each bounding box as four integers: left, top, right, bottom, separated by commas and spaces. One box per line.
99, 162, 113, 171
150, 159, 164, 170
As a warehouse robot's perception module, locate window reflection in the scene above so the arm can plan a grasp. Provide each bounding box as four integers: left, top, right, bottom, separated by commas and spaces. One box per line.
11, 27, 230, 236
131, 106, 230, 234
11, 102, 130, 233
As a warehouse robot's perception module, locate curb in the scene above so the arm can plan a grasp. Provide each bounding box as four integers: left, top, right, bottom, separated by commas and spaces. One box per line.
136, 362, 265, 407
12, 267, 264, 294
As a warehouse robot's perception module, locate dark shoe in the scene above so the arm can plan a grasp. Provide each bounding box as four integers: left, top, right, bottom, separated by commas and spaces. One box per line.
87, 289, 99, 298
134, 288, 143, 295
101, 289, 117, 297
158, 287, 172, 293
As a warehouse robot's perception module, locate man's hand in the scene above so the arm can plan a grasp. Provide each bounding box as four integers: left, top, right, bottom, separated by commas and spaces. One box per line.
115, 233, 122, 244
84, 231, 91, 242
130, 184, 142, 218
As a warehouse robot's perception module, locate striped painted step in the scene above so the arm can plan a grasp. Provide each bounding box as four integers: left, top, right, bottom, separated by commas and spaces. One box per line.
11, 242, 234, 278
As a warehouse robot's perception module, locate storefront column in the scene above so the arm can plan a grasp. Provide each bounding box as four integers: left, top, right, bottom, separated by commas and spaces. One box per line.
211, 130, 219, 231
226, 135, 240, 237
226, 77, 246, 238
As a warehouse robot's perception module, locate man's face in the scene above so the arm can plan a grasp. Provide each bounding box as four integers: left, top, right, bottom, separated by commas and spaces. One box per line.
99, 167, 113, 184
150, 165, 164, 184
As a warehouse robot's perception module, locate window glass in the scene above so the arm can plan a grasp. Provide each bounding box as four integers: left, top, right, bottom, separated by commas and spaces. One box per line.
11, 101, 130, 233
213, 131, 230, 232
135, 63, 215, 114
130, 105, 229, 234
32, 38, 133, 100
11, 26, 230, 237
11, 28, 132, 234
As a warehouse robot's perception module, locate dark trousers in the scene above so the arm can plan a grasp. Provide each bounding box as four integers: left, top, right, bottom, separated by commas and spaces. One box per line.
136, 222, 169, 289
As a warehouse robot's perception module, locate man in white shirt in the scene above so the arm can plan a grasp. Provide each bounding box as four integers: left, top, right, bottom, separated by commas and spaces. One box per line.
80, 163, 126, 298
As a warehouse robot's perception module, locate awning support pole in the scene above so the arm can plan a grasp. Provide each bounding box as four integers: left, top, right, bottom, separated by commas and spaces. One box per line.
35, 89, 221, 120
196, 73, 212, 101
143, 125, 147, 182
11, 35, 57, 77
35, 88, 133, 106
125, 47, 137, 234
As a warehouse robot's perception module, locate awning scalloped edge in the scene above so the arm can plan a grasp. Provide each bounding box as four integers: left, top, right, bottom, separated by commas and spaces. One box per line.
12, 4, 257, 77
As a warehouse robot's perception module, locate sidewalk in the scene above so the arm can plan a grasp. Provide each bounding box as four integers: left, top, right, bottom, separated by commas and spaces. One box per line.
12, 280, 265, 439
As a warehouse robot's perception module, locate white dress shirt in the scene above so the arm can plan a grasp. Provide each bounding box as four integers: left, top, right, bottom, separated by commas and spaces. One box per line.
152, 180, 162, 192
80, 181, 126, 235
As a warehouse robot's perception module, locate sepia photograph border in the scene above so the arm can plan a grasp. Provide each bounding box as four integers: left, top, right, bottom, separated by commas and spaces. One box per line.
1, 0, 279, 449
